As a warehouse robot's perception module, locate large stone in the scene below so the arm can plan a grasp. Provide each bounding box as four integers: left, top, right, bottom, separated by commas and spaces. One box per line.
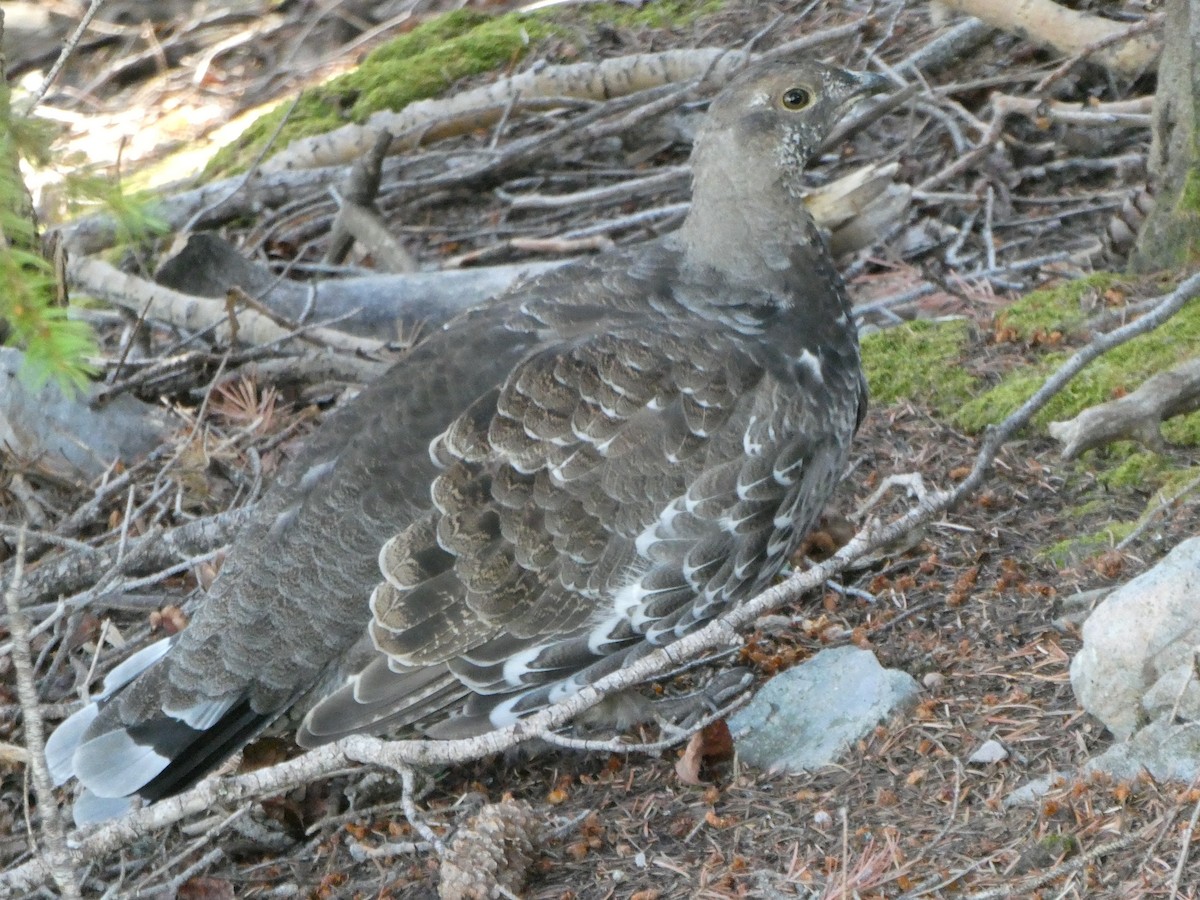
1084, 719, 1200, 783
1070, 536, 1200, 739
0, 348, 169, 481
729, 646, 919, 774
1008, 719, 1200, 809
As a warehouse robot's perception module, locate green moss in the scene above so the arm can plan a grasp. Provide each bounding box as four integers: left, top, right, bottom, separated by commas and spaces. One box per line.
860, 320, 977, 413
582, 0, 725, 28
954, 281, 1200, 437
206, 10, 552, 175
364, 10, 504, 63
348, 13, 547, 121
1066, 497, 1113, 520
206, 1, 730, 176
994, 273, 1126, 340
1163, 410, 1200, 445
1039, 523, 1135, 567
1162, 166, 1200, 266
1037, 834, 1078, 857
1159, 464, 1200, 500
1050, 463, 1200, 560
1094, 448, 1172, 490
1132, 164, 1200, 270
1180, 166, 1200, 213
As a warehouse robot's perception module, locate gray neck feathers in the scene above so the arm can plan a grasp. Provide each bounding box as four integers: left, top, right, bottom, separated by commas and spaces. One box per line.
675, 127, 827, 302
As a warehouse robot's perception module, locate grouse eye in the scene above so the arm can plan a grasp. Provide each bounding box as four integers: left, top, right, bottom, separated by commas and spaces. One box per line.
782, 87, 812, 110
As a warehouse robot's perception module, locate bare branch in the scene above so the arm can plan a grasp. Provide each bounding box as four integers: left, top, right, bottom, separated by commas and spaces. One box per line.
4, 529, 81, 899
1049, 355, 1200, 459
2, 507, 251, 613
933, 0, 1160, 75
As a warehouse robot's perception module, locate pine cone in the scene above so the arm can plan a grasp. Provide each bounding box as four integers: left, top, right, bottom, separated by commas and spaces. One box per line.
438, 799, 542, 900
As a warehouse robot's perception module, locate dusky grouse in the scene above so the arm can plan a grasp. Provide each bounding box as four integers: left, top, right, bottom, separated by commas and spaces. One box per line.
48, 56, 887, 823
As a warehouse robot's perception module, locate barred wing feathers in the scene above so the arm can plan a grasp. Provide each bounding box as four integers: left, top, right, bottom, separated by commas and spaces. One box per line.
300, 308, 857, 742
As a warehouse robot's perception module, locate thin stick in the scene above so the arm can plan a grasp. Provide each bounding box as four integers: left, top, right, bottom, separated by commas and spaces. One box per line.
1034, 13, 1165, 92
4, 529, 81, 899
1168, 788, 1200, 899
1117, 471, 1200, 551
24, 0, 108, 113
961, 832, 1140, 899
399, 766, 445, 855
181, 94, 303, 235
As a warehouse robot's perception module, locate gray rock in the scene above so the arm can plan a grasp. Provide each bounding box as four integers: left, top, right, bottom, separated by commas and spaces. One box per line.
1005, 774, 1067, 808
1070, 536, 1200, 739
968, 738, 1009, 765
1007, 721, 1200, 808
1082, 719, 1200, 783
729, 646, 919, 774
0, 348, 169, 481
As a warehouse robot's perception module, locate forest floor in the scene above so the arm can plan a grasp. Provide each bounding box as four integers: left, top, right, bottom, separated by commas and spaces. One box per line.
4, 0, 1200, 897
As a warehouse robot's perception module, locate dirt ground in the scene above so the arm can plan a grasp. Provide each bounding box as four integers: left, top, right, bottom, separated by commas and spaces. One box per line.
4, 0, 1200, 897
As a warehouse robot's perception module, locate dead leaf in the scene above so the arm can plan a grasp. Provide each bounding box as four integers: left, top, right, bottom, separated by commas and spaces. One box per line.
674, 720, 734, 785
149, 604, 188, 634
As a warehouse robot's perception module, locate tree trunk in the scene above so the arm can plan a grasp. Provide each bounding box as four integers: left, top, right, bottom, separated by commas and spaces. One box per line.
1129, 0, 1200, 272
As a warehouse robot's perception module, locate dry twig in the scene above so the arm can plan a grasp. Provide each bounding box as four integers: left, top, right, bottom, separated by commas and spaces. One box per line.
3, 529, 81, 899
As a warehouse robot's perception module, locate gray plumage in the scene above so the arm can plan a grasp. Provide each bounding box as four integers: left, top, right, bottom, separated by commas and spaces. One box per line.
47, 56, 886, 824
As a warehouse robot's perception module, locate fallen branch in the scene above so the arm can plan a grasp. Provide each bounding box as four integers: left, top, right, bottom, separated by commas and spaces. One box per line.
324, 129, 417, 272
263, 49, 748, 173
155, 233, 561, 339
933, 0, 1161, 76
1, 507, 251, 613
55, 29, 887, 258
1048, 355, 1200, 459
152, 160, 907, 342
264, 24, 870, 174
990, 93, 1154, 129
895, 17, 997, 76
1034, 12, 1165, 92
3, 530, 81, 898
919, 93, 1153, 193
57, 165, 343, 257
70, 256, 385, 357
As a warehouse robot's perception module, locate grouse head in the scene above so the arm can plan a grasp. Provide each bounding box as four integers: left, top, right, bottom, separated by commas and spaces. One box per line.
680, 57, 889, 290
694, 58, 890, 197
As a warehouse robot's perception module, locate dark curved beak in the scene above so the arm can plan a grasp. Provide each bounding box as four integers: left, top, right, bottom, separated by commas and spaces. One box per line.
823, 69, 893, 148
849, 70, 892, 99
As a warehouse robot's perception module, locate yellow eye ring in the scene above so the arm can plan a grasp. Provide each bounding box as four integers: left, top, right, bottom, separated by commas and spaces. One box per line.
782, 87, 812, 110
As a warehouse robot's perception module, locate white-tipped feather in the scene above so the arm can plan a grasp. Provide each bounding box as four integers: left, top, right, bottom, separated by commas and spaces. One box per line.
46, 638, 175, 787
73, 789, 137, 827
98, 638, 173, 699
73, 729, 172, 798
163, 695, 237, 731
500, 644, 549, 687
44, 702, 98, 786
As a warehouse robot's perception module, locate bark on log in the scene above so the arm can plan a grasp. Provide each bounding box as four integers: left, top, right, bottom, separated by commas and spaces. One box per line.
154, 234, 562, 338
1129, 0, 1200, 271
1048, 356, 1200, 458
934, 0, 1160, 75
